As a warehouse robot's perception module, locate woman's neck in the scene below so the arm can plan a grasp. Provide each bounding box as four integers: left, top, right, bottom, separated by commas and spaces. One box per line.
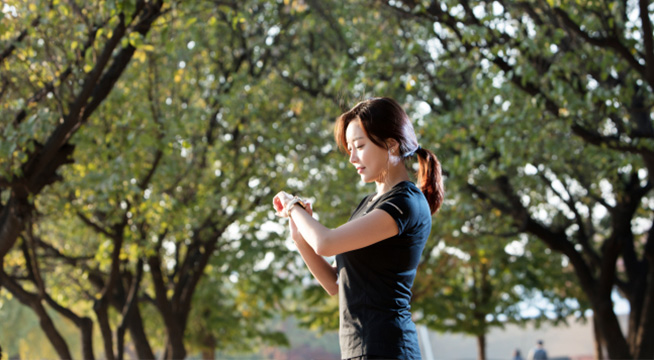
374, 167, 410, 198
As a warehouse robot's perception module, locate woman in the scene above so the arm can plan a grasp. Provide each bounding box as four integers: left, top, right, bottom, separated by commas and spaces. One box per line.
273, 97, 444, 360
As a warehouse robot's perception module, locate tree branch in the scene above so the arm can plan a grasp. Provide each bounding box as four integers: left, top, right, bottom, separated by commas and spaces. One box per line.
537, 171, 602, 268
638, 0, 654, 87
553, 7, 646, 81
77, 211, 115, 238
0, 16, 41, 65
117, 258, 143, 360
0, 269, 73, 359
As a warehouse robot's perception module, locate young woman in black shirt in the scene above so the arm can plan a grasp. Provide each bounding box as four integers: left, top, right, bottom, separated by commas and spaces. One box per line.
273, 97, 444, 360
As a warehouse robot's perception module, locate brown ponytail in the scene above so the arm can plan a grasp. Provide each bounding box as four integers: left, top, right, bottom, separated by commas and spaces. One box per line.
415, 147, 444, 214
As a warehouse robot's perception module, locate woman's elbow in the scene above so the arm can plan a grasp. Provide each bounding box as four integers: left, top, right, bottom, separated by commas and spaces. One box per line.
314, 233, 339, 257
315, 245, 335, 257
325, 286, 338, 296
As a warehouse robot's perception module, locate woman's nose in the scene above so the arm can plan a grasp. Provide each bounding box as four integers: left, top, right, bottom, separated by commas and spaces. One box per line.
349, 151, 357, 163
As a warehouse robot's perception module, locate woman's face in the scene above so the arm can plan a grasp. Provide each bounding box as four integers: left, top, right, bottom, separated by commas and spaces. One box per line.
345, 120, 389, 183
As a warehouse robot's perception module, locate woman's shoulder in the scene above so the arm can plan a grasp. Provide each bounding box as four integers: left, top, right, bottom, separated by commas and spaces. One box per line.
381, 182, 429, 212
387, 181, 423, 200
377, 181, 431, 234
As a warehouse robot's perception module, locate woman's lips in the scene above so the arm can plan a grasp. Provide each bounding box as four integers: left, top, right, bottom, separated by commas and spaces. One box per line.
356, 166, 365, 174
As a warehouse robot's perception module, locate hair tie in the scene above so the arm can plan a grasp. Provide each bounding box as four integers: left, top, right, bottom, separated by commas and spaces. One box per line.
407, 145, 421, 158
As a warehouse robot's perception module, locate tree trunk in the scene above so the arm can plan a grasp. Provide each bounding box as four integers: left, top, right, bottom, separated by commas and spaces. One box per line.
0, 198, 27, 260
633, 260, 654, 359
79, 317, 96, 360
593, 298, 631, 359
593, 315, 605, 360
0, 270, 72, 359
476, 334, 486, 360
202, 348, 215, 360
149, 256, 187, 360
126, 309, 156, 360
95, 300, 116, 360
34, 304, 73, 359
163, 330, 187, 360
201, 334, 217, 360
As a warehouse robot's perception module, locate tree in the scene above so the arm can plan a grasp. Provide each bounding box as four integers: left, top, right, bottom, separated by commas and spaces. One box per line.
1, 1, 165, 358
379, 1, 654, 358
414, 207, 589, 360
0, 0, 334, 358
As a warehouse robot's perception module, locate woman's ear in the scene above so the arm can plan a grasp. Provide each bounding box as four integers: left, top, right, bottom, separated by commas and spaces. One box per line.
386, 139, 400, 154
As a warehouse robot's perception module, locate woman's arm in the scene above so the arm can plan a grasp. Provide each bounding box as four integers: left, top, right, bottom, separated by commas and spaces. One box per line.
289, 206, 338, 295
288, 205, 398, 257
292, 225, 339, 296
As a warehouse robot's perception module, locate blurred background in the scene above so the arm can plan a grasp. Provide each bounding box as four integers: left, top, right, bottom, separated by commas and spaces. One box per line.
0, 0, 652, 359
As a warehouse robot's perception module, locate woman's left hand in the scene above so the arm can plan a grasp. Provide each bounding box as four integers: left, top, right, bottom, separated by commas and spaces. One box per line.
273, 191, 295, 217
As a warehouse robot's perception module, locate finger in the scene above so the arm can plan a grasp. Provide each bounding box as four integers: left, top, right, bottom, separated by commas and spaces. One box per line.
273, 191, 293, 212
273, 196, 284, 213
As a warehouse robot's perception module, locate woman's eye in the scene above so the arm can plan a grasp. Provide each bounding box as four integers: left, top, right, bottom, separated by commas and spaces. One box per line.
356, 145, 364, 150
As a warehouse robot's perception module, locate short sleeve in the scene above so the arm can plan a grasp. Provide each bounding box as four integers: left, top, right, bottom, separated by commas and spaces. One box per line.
376, 192, 413, 235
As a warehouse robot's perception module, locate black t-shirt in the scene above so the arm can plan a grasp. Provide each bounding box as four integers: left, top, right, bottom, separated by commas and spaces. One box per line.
336, 181, 431, 360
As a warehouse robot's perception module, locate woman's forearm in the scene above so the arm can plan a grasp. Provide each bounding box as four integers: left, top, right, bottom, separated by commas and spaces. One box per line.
288, 206, 332, 255
294, 237, 338, 296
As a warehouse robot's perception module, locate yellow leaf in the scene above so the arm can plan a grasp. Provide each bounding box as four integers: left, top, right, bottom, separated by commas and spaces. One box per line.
129, 244, 139, 256
174, 69, 184, 83
291, 99, 304, 114
134, 49, 147, 63
405, 76, 415, 91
